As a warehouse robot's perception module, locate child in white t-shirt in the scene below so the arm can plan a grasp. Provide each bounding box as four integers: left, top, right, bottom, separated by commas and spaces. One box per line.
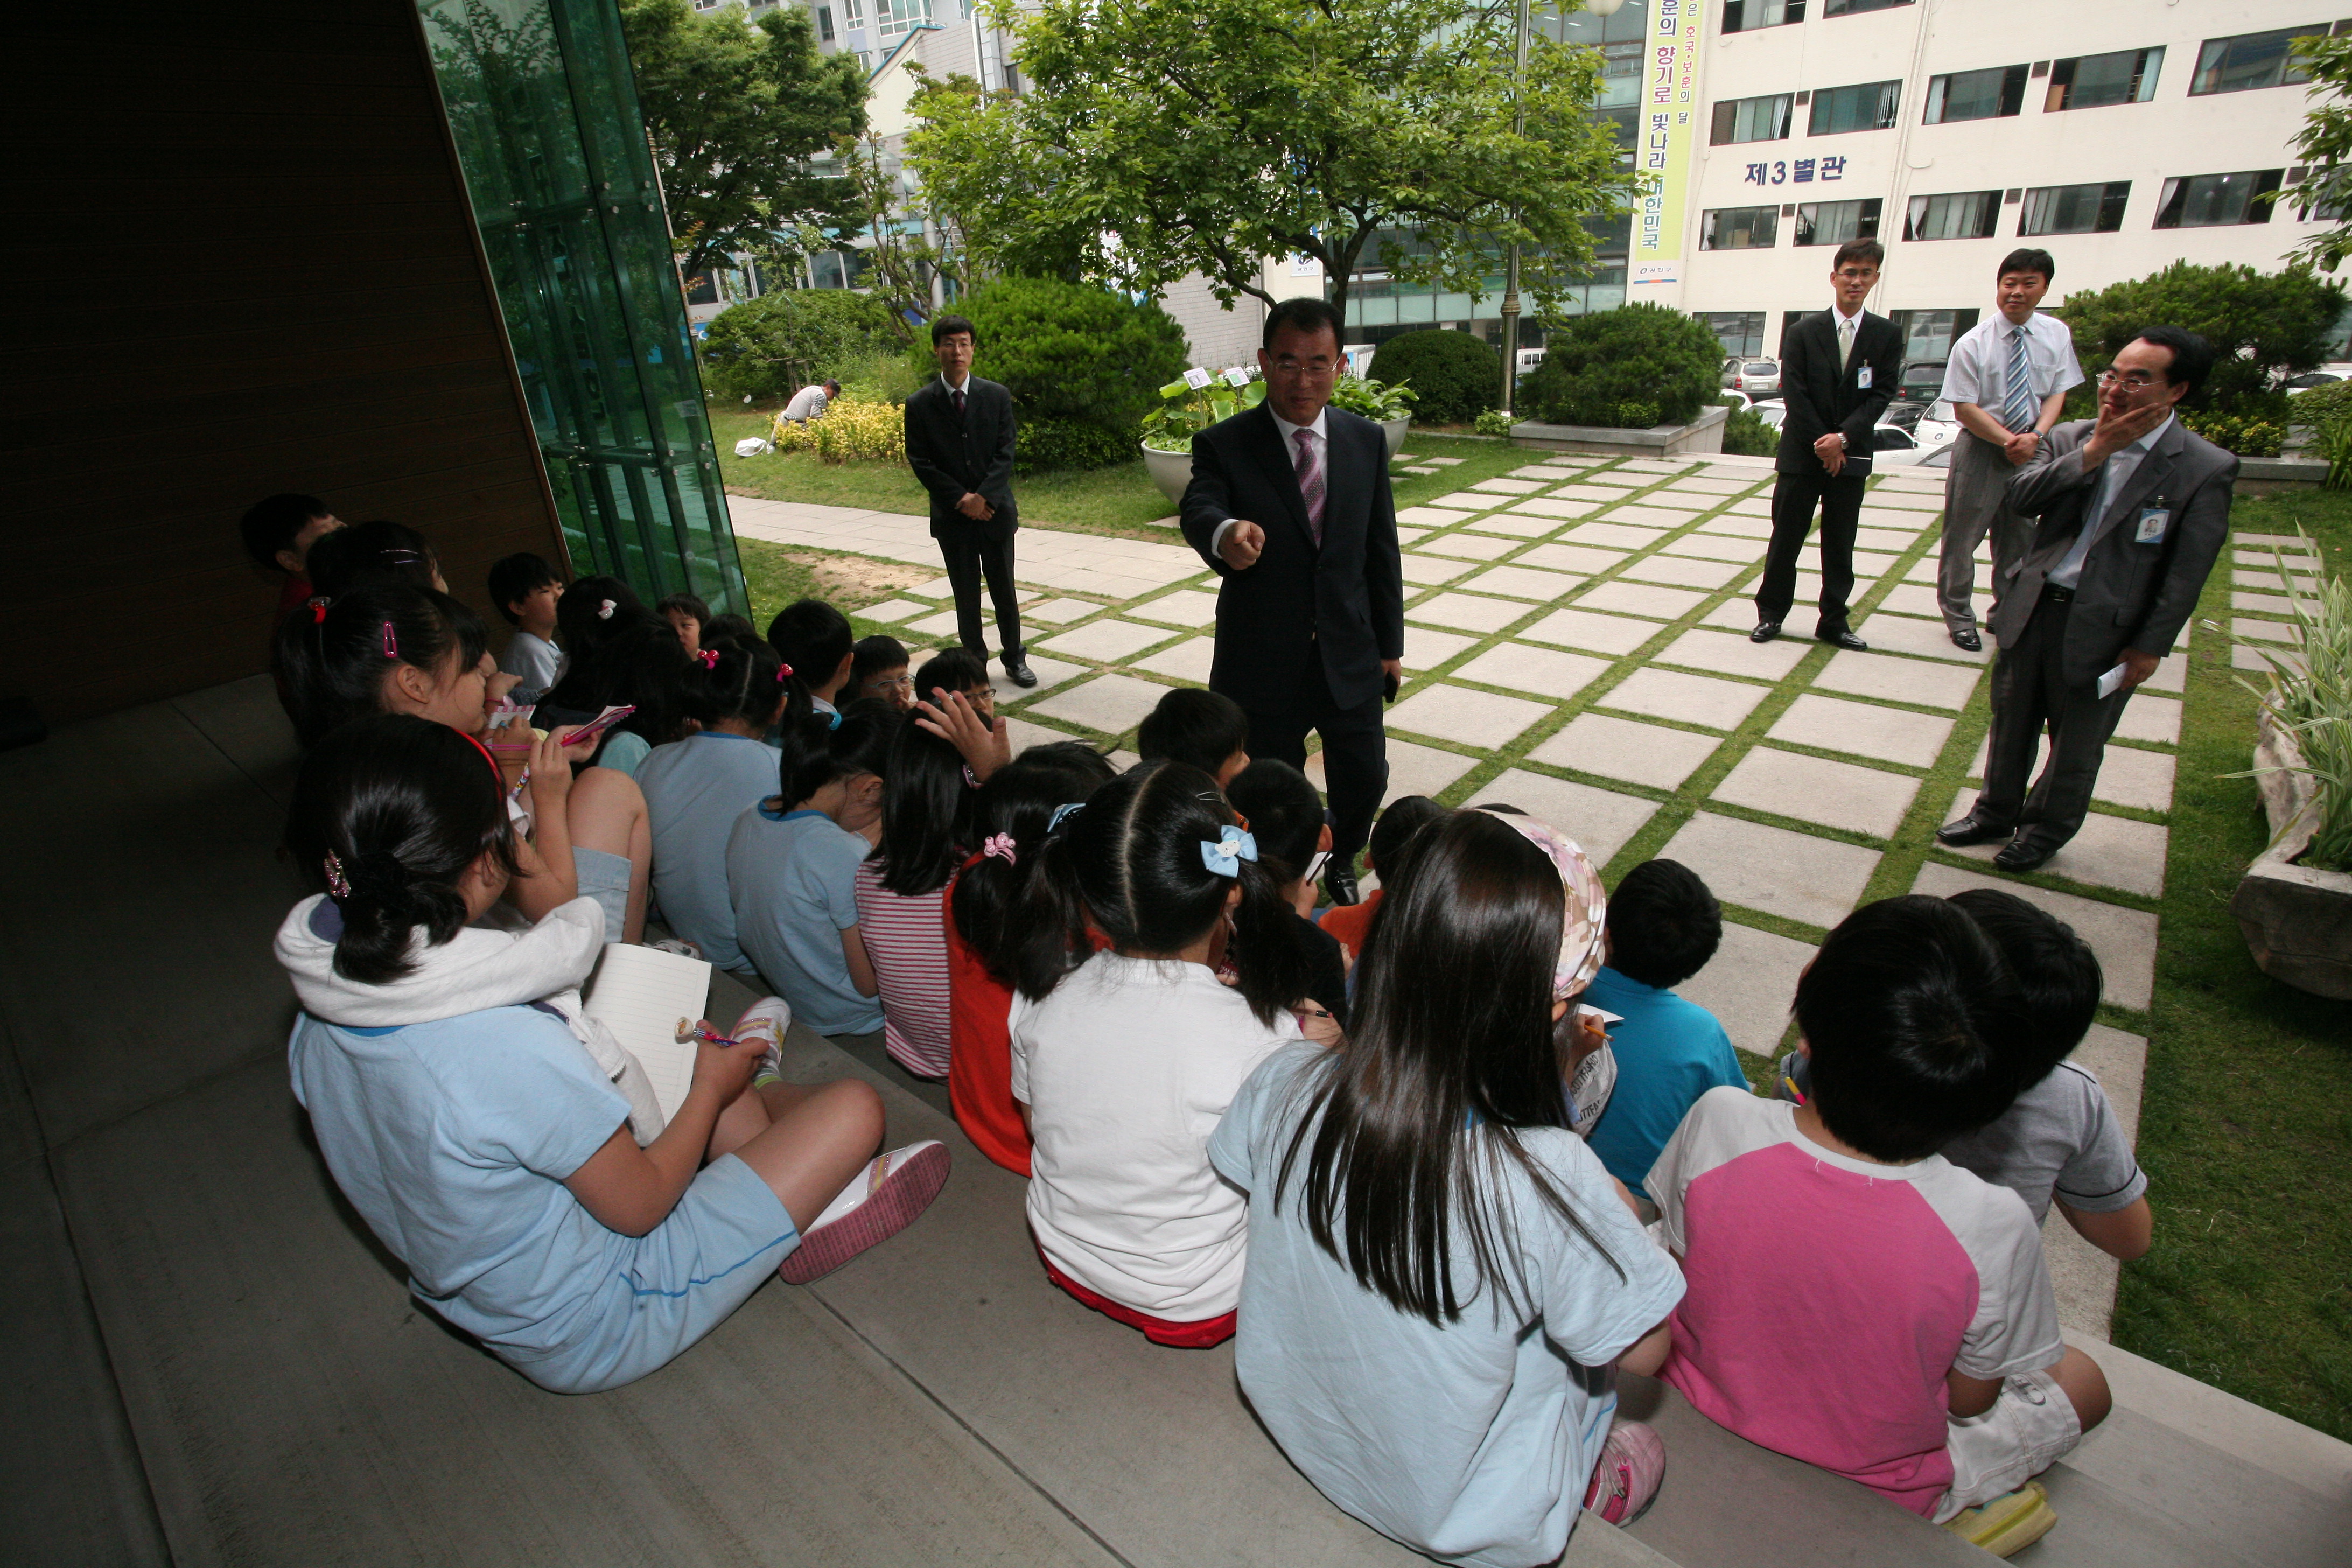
489, 552, 565, 700
1005, 759, 1321, 1346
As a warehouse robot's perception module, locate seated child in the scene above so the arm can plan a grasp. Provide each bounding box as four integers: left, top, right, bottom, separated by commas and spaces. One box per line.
852, 635, 914, 711
946, 744, 1117, 1176
551, 575, 654, 681
656, 592, 710, 657
852, 717, 971, 1077
767, 598, 856, 716
489, 552, 566, 700
1651, 895, 2110, 1554
537, 619, 691, 780
728, 703, 899, 1038
1210, 808, 1685, 1563
304, 519, 445, 598
636, 639, 791, 971
913, 647, 995, 722
241, 491, 344, 619
1222, 759, 1349, 1026
1318, 794, 1443, 963
1583, 859, 1746, 1205
1136, 686, 1250, 787
1007, 759, 1315, 1347
277, 713, 946, 1394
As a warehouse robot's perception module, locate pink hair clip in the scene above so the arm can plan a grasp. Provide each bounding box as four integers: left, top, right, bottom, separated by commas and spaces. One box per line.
982, 832, 1017, 864
309, 596, 330, 624
695, 648, 719, 669
323, 851, 352, 899
381, 621, 398, 659
597, 599, 616, 620
777, 661, 794, 678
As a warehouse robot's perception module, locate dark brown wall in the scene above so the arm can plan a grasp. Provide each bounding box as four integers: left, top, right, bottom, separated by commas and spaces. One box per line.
0, 4, 568, 725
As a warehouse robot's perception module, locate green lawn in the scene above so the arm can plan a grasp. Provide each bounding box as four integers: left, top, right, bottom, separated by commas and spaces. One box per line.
2112, 485, 2352, 1440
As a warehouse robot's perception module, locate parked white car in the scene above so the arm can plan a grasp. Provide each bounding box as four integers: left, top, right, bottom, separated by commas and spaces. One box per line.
1870, 419, 1959, 467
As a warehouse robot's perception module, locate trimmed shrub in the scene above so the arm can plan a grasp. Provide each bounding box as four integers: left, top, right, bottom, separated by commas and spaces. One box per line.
1720, 399, 1777, 456
1370, 329, 1503, 425
2287, 378, 2352, 429
1522, 304, 1724, 429
931, 277, 1188, 438
768, 396, 905, 463
1018, 416, 1142, 472
1473, 409, 1514, 436
2055, 260, 2347, 414
702, 289, 899, 403
2181, 411, 2285, 457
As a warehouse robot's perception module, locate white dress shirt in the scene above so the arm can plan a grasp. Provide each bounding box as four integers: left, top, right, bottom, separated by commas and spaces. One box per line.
1940, 312, 2084, 410
1210, 405, 1329, 558
2048, 414, 2173, 589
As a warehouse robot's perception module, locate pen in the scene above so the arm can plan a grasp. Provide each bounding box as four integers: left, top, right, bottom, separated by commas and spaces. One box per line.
677, 1019, 741, 1049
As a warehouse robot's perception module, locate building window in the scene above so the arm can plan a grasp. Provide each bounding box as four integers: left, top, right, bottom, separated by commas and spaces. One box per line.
1794, 197, 1883, 246
2020, 181, 2131, 235
1701, 310, 1769, 358
842, 0, 865, 22
1823, 0, 1912, 14
1597, 39, 1643, 110
873, 0, 932, 40
1710, 94, 1793, 145
1888, 308, 1977, 360
1905, 190, 2004, 240
1809, 80, 1902, 136
2192, 26, 2325, 95
817, 5, 834, 39
1701, 206, 1781, 249
1722, 0, 1803, 34
2045, 47, 2164, 111
1923, 64, 2028, 124
2154, 169, 2285, 228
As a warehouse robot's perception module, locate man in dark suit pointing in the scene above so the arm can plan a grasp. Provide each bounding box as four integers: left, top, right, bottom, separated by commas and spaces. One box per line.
1753, 238, 1903, 651
1180, 297, 1404, 906
905, 313, 1034, 687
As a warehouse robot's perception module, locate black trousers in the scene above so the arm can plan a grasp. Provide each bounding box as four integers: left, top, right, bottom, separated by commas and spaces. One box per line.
1240, 660, 1389, 863
1754, 468, 1867, 633
937, 526, 1023, 660
1979, 595, 2133, 850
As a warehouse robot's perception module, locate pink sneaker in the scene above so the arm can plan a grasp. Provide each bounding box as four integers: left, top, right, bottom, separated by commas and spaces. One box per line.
1583, 1419, 1665, 1526
778, 1140, 950, 1284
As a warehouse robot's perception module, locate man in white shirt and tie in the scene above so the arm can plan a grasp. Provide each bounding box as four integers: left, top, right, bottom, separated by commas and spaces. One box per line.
1935, 249, 2084, 652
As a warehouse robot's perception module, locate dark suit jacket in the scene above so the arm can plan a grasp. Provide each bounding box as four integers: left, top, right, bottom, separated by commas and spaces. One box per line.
1997, 417, 2236, 684
1179, 403, 1404, 711
905, 374, 1017, 542
1775, 308, 1902, 475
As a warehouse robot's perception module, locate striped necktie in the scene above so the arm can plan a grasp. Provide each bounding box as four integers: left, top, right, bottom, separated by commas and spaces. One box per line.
2002, 326, 2036, 435
1293, 428, 1326, 545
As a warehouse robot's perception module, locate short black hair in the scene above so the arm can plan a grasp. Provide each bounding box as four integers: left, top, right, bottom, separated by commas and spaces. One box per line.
1943, 888, 2102, 1090
1367, 794, 1444, 875
931, 313, 978, 346
701, 612, 757, 645
1136, 687, 1250, 775
766, 598, 854, 686
1606, 858, 1723, 990
853, 634, 909, 682
487, 552, 561, 626
2134, 325, 2216, 400
240, 492, 331, 571
304, 520, 439, 599
913, 646, 989, 699
655, 591, 710, 625
1998, 247, 2055, 284
1263, 296, 1345, 353
1797, 895, 2028, 1161
1831, 239, 1885, 272
823, 378, 841, 394
1223, 759, 1325, 883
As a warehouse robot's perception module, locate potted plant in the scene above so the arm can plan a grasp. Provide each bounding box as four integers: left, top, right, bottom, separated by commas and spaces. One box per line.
2227, 533, 2352, 999
1327, 372, 1417, 459
1139, 367, 1266, 503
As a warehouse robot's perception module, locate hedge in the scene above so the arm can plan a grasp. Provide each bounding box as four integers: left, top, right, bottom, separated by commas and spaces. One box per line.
1371, 330, 1502, 425
1522, 304, 1724, 429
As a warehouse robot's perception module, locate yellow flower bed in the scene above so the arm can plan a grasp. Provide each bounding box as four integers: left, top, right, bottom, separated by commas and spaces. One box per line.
767, 396, 907, 463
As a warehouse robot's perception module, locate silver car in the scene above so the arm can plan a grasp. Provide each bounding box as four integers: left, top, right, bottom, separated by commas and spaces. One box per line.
1732, 359, 1781, 396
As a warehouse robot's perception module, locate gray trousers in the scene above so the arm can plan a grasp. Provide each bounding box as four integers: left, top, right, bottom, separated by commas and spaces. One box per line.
1939, 431, 2039, 632
1980, 595, 2132, 850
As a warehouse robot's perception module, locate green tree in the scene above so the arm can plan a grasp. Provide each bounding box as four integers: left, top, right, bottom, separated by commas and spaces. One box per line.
699, 288, 898, 402
2053, 261, 2347, 412
618, 0, 869, 284
904, 0, 1632, 321
2286, 33, 2352, 271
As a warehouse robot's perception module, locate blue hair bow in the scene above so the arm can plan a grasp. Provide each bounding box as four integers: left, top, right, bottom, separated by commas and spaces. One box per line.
825, 710, 843, 731
1200, 825, 1258, 878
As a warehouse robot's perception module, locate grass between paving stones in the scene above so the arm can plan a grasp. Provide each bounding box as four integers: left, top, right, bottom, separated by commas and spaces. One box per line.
2109, 485, 2352, 1443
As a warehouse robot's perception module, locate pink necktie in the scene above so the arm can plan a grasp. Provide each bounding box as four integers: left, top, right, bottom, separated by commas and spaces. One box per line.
1293, 428, 1325, 545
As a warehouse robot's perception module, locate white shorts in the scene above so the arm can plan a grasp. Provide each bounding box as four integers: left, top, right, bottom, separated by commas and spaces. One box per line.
1932, 1365, 2082, 1523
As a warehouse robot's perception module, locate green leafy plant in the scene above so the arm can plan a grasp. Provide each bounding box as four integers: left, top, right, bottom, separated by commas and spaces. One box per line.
2320, 417, 2352, 491
2181, 412, 2286, 458
919, 277, 1189, 438
2290, 379, 2352, 430
1370, 330, 1503, 425
700, 288, 900, 403
1328, 374, 1416, 423
2230, 531, 2352, 871
1473, 409, 1514, 437
1522, 303, 1723, 429
1720, 399, 1777, 457
1140, 370, 1268, 452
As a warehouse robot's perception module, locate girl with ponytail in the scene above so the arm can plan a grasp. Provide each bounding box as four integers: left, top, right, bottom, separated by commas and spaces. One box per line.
1003, 759, 1319, 1349
275, 713, 947, 1395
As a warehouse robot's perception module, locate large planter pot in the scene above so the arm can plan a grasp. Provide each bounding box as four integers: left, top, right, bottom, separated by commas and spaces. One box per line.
1381, 416, 1410, 459
2230, 710, 2352, 999
1142, 443, 1192, 505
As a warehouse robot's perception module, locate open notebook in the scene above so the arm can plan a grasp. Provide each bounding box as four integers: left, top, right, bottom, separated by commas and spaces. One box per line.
583, 942, 715, 1123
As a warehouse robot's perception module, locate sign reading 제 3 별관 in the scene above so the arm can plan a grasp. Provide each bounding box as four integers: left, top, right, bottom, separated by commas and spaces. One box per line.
1629, 0, 1701, 299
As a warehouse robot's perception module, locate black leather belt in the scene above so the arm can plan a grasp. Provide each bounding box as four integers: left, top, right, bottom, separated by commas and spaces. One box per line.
2040, 583, 2076, 604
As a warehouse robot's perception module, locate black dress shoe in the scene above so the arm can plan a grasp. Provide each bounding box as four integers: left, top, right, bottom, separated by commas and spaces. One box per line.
1936, 811, 2013, 848
1002, 653, 1038, 689
1750, 621, 1783, 644
1994, 837, 2055, 872
1949, 626, 1983, 652
1323, 862, 1363, 907
1819, 628, 1869, 652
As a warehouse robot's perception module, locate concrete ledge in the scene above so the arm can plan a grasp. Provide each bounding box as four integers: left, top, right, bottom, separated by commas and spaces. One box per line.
1510, 404, 1729, 458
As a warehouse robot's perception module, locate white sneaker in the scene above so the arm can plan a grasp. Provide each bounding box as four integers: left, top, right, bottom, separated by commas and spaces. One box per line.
730, 997, 790, 1085
778, 1140, 949, 1284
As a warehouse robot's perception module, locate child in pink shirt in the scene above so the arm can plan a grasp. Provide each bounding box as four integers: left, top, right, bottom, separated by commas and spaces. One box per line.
1647, 895, 2111, 1556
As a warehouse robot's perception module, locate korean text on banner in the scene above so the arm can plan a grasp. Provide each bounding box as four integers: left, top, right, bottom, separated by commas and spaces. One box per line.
1630, 0, 1702, 293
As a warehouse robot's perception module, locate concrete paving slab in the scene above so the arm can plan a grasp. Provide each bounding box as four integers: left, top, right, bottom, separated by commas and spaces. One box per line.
1307, 738, 1474, 801
1657, 475, 1751, 495
1941, 789, 2170, 897
2231, 568, 2320, 592
1713, 747, 1921, 838
2235, 616, 2301, 645
1913, 860, 2159, 1014
1468, 477, 1547, 494
2232, 640, 2304, 675
1464, 564, 1585, 601
1019, 597, 1108, 626
1657, 813, 1881, 928
1852, 526, 1924, 552
1770, 692, 1955, 768
1473, 770, 1659, 866
1038, 618, 1176, 664
1521, 542, 1632, 575
1400, 552, 1476, 585
1432, 490, 1501, 511
1510, 464, 1572, 479
1562, 522, 1672, 551
1398, 505, 1479, 526
1454, 643, 1613, 703
1505, 495, 1603, 519
1725, 496, 1775, 517
1700, 597, 1767, 633
1523, 607, 1668, 655
1658, 533, 1762, 563
1387, 685, 1556, 748
1557, 485, 1644, 505
855, 597, 928, 624
1654, 627, 1810, 680
1966, 733, 2178, 813
1025, 672, 1174, 735
1577, 580, 1709, 621
2232, 590, 2301, 615
1601, 669, 1772, 731
1874, 582, 1947, 619
1856, 614, 1994, 663
1130, 589, 1222, 628
1407, 592, 1532, 633
1401, 627, 1482, 669
1609, 505, 1702, 529
1617, 458, 1695, 473
1476, 510, 1577, 537
1903, 555, 1994, 591
1622, 554, 1747, 590
2114, 692, 2182, 744
1130, 637, 1217, 684
1416, 531, 1522, 561
1810, 649, 1983, 710
1860, 490, 1945, 510
1697, 513, 1775, 538
909, 576, 956, 597
986, 653, 1088, 701
1673, 919, 1815, 1059
1576, 470, 1647, 487
907, 608, 970, 639
1394, 527, 1430, 546
1004, 715, 1084, 753
1531, 712, 1723, 790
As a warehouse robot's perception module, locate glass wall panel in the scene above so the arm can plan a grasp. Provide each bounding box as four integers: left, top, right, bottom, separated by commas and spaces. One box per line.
417, 0, 748, 614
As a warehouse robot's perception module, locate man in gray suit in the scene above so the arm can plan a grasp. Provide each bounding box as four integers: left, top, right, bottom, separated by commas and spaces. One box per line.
1938, 327, 2234, 872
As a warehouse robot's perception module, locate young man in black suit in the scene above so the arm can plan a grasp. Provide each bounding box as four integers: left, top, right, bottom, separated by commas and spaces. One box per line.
905, 313, 1033, 686
1179, 297, 1404, 906
1753, 239, 1903, 652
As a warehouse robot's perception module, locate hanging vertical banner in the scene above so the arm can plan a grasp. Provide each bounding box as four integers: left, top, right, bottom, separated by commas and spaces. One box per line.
1628, 0, 1702, 297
